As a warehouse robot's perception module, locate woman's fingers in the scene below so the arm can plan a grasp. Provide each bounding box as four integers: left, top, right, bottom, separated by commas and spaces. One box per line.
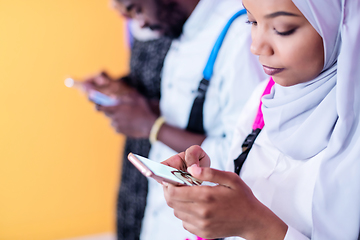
163, 183, 237, 239
188, 165, 242, 190
161, 152, 187, 171
184, 145, 210, 168
162, 146, 210, 172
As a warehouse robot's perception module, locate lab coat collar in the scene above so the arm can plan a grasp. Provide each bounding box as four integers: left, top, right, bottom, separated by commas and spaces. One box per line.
181, 0, 216, 40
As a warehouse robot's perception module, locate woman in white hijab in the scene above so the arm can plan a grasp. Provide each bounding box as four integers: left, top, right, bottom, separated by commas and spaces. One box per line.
161, 0, 360, 239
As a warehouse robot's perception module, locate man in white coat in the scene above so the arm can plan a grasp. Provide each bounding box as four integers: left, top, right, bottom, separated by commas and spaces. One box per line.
91, 0, 267, 239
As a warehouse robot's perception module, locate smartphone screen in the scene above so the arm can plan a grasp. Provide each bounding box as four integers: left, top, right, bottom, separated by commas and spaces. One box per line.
88, 89, 119, 106
64, 78, 119, 107
128, 153, 202, 186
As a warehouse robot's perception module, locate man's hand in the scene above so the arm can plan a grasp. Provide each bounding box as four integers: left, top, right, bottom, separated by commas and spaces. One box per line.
98, 91, 158, 138
82, 71, 160, 138
83, 71, 134, 99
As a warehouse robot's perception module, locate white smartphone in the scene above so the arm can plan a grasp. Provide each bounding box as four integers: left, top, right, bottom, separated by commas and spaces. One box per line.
64, 77, 119, 106
127, 153, 202, 186
88, 89, 119, 106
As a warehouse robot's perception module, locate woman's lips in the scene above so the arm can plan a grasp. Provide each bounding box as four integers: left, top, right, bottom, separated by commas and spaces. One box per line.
262, 65, 284, 75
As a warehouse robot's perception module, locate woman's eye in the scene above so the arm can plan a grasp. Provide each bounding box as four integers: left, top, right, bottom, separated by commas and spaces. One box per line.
275, 28, 297, 36
246, 20, 257, 26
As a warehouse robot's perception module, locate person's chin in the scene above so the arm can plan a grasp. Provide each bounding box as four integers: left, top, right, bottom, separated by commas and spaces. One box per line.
163, 29, 183, 39
272, 76, 298, 87
153, 29, 164, 37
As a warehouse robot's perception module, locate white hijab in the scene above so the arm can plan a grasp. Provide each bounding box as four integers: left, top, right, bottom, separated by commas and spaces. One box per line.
262, 0, 360, 238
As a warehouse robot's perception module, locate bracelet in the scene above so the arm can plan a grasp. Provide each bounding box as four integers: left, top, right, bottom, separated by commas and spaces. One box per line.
149, 116, 166, 144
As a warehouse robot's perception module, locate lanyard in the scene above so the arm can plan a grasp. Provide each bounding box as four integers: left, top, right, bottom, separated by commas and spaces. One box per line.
202, 9, 247, 81
234, 78, 275, 175
186, 9, 247, 134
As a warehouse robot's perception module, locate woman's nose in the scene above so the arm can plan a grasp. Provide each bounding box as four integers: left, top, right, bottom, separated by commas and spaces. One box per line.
250, 30, 274, 56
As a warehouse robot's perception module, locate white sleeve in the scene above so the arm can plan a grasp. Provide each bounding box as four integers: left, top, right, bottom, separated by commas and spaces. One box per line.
284, 226, 310, 240
223, 225, 310, 240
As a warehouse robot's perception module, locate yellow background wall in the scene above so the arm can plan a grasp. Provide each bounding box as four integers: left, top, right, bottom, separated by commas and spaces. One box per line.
0, 1, 129, 239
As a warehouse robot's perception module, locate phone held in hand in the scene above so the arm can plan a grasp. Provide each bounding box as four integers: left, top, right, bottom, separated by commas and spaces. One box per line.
127, 153, 203, 186
64, 77, 119, 106
87, 89, 119, 106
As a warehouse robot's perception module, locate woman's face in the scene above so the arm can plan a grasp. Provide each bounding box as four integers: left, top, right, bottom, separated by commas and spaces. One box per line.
243, 0, 324, 86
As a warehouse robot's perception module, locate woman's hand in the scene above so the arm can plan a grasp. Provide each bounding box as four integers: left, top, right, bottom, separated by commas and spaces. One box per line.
163, 147, 288, 240
161, 145, 211, 172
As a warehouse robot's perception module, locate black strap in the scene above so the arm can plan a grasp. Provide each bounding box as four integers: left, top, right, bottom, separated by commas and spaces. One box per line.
186, 78, 209, 134
234, 128, 262, 175
186, 10, 246, 134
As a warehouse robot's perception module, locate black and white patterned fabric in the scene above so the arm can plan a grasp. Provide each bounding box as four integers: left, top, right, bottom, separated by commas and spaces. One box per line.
116, 37, 171, 240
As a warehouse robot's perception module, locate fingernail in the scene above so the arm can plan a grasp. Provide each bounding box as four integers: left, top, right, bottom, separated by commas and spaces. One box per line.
187, 164, 201, 176
162, 181, 169, 187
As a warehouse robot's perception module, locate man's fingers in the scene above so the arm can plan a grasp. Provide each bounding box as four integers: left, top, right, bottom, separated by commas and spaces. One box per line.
95, 104, 101, 111
94, 72, 111, 86
83, 71, 110, 88
95, 104, 118, 113
100, 71, 109, 78
118, 95, 135, 104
